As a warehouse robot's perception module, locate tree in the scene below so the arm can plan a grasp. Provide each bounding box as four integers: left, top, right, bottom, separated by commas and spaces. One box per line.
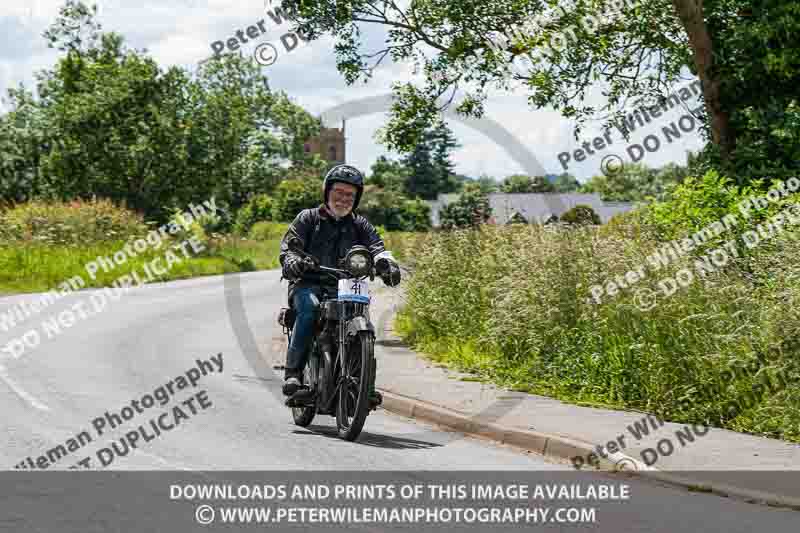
283, 0, 800, 183
367, 155, 409, 192
359, 187, 432, 231
400, 122, 461, 200
439, 184, 492, 229
579, 162, 686, 203
472, 173, 500, 194
0, 89, 49, 203
500, 174, 554, 193
0, 0, 320, 221
270, 175, 321, 222
551, 172, 581, 193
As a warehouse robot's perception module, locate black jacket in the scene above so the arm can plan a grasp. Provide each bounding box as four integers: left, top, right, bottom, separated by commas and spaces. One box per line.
279, 205, 385, 298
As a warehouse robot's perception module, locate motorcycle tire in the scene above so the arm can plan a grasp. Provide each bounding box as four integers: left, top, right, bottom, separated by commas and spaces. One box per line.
291, 356, 316, 427
335, 331, 374, 441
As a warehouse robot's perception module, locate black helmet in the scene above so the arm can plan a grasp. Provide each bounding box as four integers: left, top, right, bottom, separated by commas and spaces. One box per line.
323, 164, 365, 210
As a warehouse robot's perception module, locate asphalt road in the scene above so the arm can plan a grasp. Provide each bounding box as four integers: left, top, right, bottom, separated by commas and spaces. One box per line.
1, 271, 797, 532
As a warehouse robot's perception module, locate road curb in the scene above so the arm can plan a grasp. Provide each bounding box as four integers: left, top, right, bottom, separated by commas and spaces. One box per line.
376, 389, 800, 510
373, 291, 800, 511
377, 389, 641, 470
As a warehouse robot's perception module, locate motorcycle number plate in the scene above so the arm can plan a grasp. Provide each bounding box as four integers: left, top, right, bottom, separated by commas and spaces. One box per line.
338, 279, 370, 303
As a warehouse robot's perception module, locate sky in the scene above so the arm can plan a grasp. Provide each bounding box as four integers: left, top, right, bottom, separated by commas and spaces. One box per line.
0, 0, 706, 183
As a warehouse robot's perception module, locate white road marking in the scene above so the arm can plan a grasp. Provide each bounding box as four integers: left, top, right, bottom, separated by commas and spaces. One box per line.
0, 363, 50, 411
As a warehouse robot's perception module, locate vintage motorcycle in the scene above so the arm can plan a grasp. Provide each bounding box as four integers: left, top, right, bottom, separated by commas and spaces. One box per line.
277, 238, 387, 441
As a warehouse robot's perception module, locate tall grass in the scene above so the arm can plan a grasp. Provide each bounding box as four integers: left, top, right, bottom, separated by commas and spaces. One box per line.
397, 216, 800, 442
0, 237, 283, 295
0, 197, 148, 245
0, 202, 288, 295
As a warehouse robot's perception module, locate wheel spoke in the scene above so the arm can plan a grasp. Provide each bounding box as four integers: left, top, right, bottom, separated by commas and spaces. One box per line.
336, 333, 373, 438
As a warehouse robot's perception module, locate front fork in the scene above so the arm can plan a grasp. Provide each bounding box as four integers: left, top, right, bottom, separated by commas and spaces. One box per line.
341, 308, 378, 399
321, 303, 378, 405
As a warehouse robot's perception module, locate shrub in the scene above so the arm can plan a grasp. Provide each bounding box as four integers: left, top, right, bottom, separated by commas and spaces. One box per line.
401, 198, 433, 231
234, 194, 274, 235
167, 206, 222, 255
271, 178, 321, 222
360, 188, 432, 231
0, 198, 147, 246
642, 170, 795, 241
560, 205, 600, 225
249, 221, 288, 242
599, 206, 659, 242
440, 187, 491, 229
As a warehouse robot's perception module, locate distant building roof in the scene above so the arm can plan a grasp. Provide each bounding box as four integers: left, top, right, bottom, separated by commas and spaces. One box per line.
427, 193, 635, 226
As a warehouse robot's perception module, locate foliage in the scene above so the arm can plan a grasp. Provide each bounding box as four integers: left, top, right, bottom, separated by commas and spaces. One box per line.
248, 221, 288, 242
167, 207, 220, 255
500, 174, 554, 193
550, 172, 581, 193
698, 0, 800, 184
399, 122, 461, 200
642, 170, 773, 242
0, 1, 320, 222
559, 205, 601, 226
396, 220, 800, 442
283, 0, 800, 183
0, 236, 283, 295
270, 176, 321, 222
359, 187, 432, 231
0, 197, 147, 246
439, 185, 491, 229
471, 174, 500, 194
381, 231, 430, 265
697, 99, 800, 186
367, 156, 410, 192
579, 162, 689, 203
234, 194, 275, 235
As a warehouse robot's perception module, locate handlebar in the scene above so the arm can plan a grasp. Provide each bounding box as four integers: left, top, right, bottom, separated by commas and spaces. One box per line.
289, 238, 369, 281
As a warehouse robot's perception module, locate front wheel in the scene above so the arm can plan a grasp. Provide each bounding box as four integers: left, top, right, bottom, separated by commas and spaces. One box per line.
335, 331, 374, 441
291, 350, 316, 427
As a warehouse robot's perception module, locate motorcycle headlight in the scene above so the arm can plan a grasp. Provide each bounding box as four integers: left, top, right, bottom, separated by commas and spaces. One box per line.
345, 248, 372, 277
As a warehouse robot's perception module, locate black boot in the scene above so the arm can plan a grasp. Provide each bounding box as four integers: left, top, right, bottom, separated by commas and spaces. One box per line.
368, 389, 383, 409
282, 368, 303, 396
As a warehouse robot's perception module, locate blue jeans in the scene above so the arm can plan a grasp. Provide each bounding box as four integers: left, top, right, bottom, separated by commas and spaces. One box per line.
285, 287, 322, 376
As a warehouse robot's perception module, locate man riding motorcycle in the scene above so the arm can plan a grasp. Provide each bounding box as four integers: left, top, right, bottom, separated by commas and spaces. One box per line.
278, 164, 401, 402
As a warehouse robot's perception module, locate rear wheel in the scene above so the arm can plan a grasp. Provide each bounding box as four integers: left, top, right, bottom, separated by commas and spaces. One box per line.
336, 331, 374, 441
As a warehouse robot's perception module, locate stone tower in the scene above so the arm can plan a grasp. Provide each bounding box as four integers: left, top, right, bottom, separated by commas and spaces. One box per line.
304, 120, 346, 166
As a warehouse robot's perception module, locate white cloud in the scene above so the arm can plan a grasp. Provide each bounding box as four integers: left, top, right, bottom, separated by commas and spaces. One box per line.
0, 0, 705, 180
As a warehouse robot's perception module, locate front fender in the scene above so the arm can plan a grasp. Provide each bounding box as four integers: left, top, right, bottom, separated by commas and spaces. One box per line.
345, 316, 375, 337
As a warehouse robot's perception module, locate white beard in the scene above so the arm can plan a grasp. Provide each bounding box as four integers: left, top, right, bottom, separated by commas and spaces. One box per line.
329, 204, 352, 219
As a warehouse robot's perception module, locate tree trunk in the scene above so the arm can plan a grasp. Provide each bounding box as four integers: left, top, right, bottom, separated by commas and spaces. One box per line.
671, 0, 735, 160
